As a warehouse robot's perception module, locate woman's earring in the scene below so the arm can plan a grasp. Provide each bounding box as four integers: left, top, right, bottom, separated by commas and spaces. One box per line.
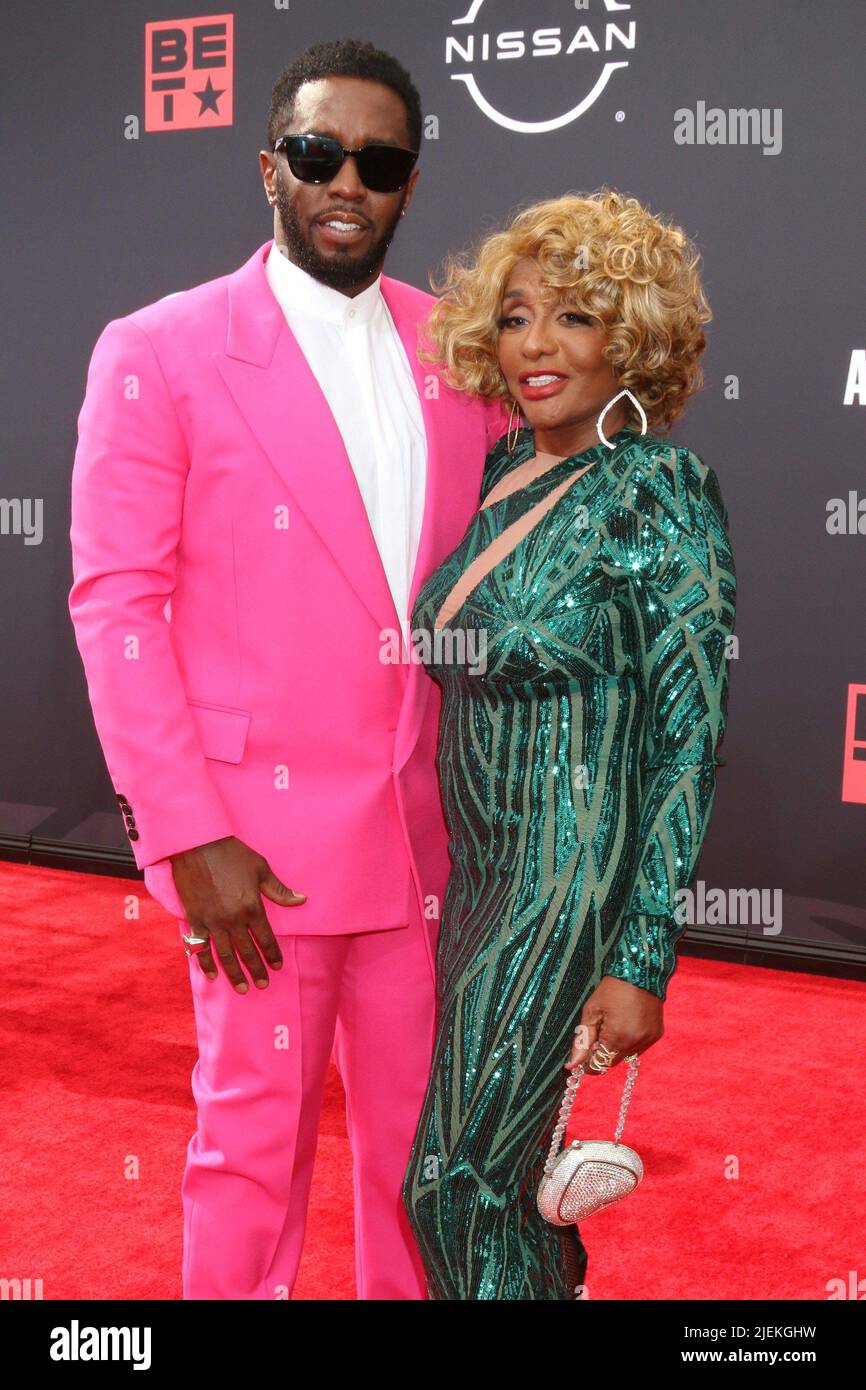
596, 389, 648, 450
506, 397, 522, 454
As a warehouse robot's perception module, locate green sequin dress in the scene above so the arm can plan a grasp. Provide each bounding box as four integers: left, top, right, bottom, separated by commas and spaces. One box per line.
401, 424, 736, 1300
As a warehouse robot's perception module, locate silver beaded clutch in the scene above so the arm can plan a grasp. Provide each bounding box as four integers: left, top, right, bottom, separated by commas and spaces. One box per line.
537, 1054, 643, 1225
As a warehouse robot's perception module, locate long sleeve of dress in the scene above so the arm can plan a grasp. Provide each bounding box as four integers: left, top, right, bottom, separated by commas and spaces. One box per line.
602, 455, 737, 1000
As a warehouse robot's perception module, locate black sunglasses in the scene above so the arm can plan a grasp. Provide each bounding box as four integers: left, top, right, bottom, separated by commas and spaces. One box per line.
273, 133, 418, 193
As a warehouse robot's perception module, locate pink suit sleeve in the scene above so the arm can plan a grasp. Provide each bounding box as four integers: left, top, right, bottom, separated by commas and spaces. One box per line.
68, 316, 236, 870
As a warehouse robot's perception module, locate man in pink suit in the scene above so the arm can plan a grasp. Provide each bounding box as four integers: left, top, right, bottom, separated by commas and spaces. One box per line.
69, 39, 506, 1300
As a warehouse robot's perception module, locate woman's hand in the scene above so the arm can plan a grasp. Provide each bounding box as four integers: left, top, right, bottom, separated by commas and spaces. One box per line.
566, 975, 664, 1072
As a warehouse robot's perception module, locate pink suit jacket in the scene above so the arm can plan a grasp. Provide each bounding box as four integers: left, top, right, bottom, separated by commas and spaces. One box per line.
69, 238, 506, 975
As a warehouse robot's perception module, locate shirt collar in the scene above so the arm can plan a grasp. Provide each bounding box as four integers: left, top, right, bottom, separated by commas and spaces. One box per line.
265, 240, 383, 327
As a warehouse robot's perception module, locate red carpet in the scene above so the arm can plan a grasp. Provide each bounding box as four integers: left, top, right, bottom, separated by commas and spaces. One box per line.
1, 860, 863, 1300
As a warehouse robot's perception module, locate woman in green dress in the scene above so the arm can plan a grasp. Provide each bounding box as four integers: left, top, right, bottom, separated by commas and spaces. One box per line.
401, 190, 737, 1300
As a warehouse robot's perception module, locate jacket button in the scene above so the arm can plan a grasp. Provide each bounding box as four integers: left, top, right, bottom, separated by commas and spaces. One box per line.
116, 793, 128, 803
124, 816, 136, 829
127, 829, 140, 842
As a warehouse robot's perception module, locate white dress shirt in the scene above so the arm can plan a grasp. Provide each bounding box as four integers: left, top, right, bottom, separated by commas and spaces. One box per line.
265, 241, 427, 624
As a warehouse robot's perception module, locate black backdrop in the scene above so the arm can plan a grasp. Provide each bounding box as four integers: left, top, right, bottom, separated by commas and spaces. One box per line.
2, 0, 865, 975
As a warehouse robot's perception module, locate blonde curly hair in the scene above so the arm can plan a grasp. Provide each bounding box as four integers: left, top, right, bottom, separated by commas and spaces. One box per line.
421, 188, 712, 433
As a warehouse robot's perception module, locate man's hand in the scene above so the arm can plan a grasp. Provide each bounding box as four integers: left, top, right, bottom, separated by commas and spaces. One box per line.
566, 975, 663, 1072
170, 835, 306, 992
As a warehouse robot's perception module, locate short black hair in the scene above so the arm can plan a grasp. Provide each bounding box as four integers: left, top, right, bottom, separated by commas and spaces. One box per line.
267, 38, 422, 152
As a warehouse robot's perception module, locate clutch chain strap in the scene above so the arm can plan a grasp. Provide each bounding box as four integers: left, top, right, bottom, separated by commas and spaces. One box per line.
542, 1050, 640, 1178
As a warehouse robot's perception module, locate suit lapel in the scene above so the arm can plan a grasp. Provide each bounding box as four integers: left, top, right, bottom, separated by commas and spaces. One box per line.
379, 274, 442, 622
380, 273, 485, 614
379, 275, 486, 772
213, 241, 484, 774
214, 240, 403, 640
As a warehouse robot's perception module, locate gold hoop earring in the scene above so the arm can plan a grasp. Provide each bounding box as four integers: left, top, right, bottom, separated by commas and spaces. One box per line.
506, 398, 522, 454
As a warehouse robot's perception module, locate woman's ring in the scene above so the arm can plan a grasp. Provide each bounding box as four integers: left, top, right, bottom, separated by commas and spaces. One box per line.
587, 1041, 618, 1072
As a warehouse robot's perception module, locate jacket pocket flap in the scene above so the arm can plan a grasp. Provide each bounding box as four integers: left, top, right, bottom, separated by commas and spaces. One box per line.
187, 699, 251, 764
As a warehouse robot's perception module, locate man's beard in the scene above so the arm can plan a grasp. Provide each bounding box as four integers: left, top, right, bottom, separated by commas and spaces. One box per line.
274, 174, 407, 291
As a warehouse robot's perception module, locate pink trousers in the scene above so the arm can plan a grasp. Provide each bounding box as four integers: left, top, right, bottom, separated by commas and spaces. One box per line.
178, 892, 435, 1300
